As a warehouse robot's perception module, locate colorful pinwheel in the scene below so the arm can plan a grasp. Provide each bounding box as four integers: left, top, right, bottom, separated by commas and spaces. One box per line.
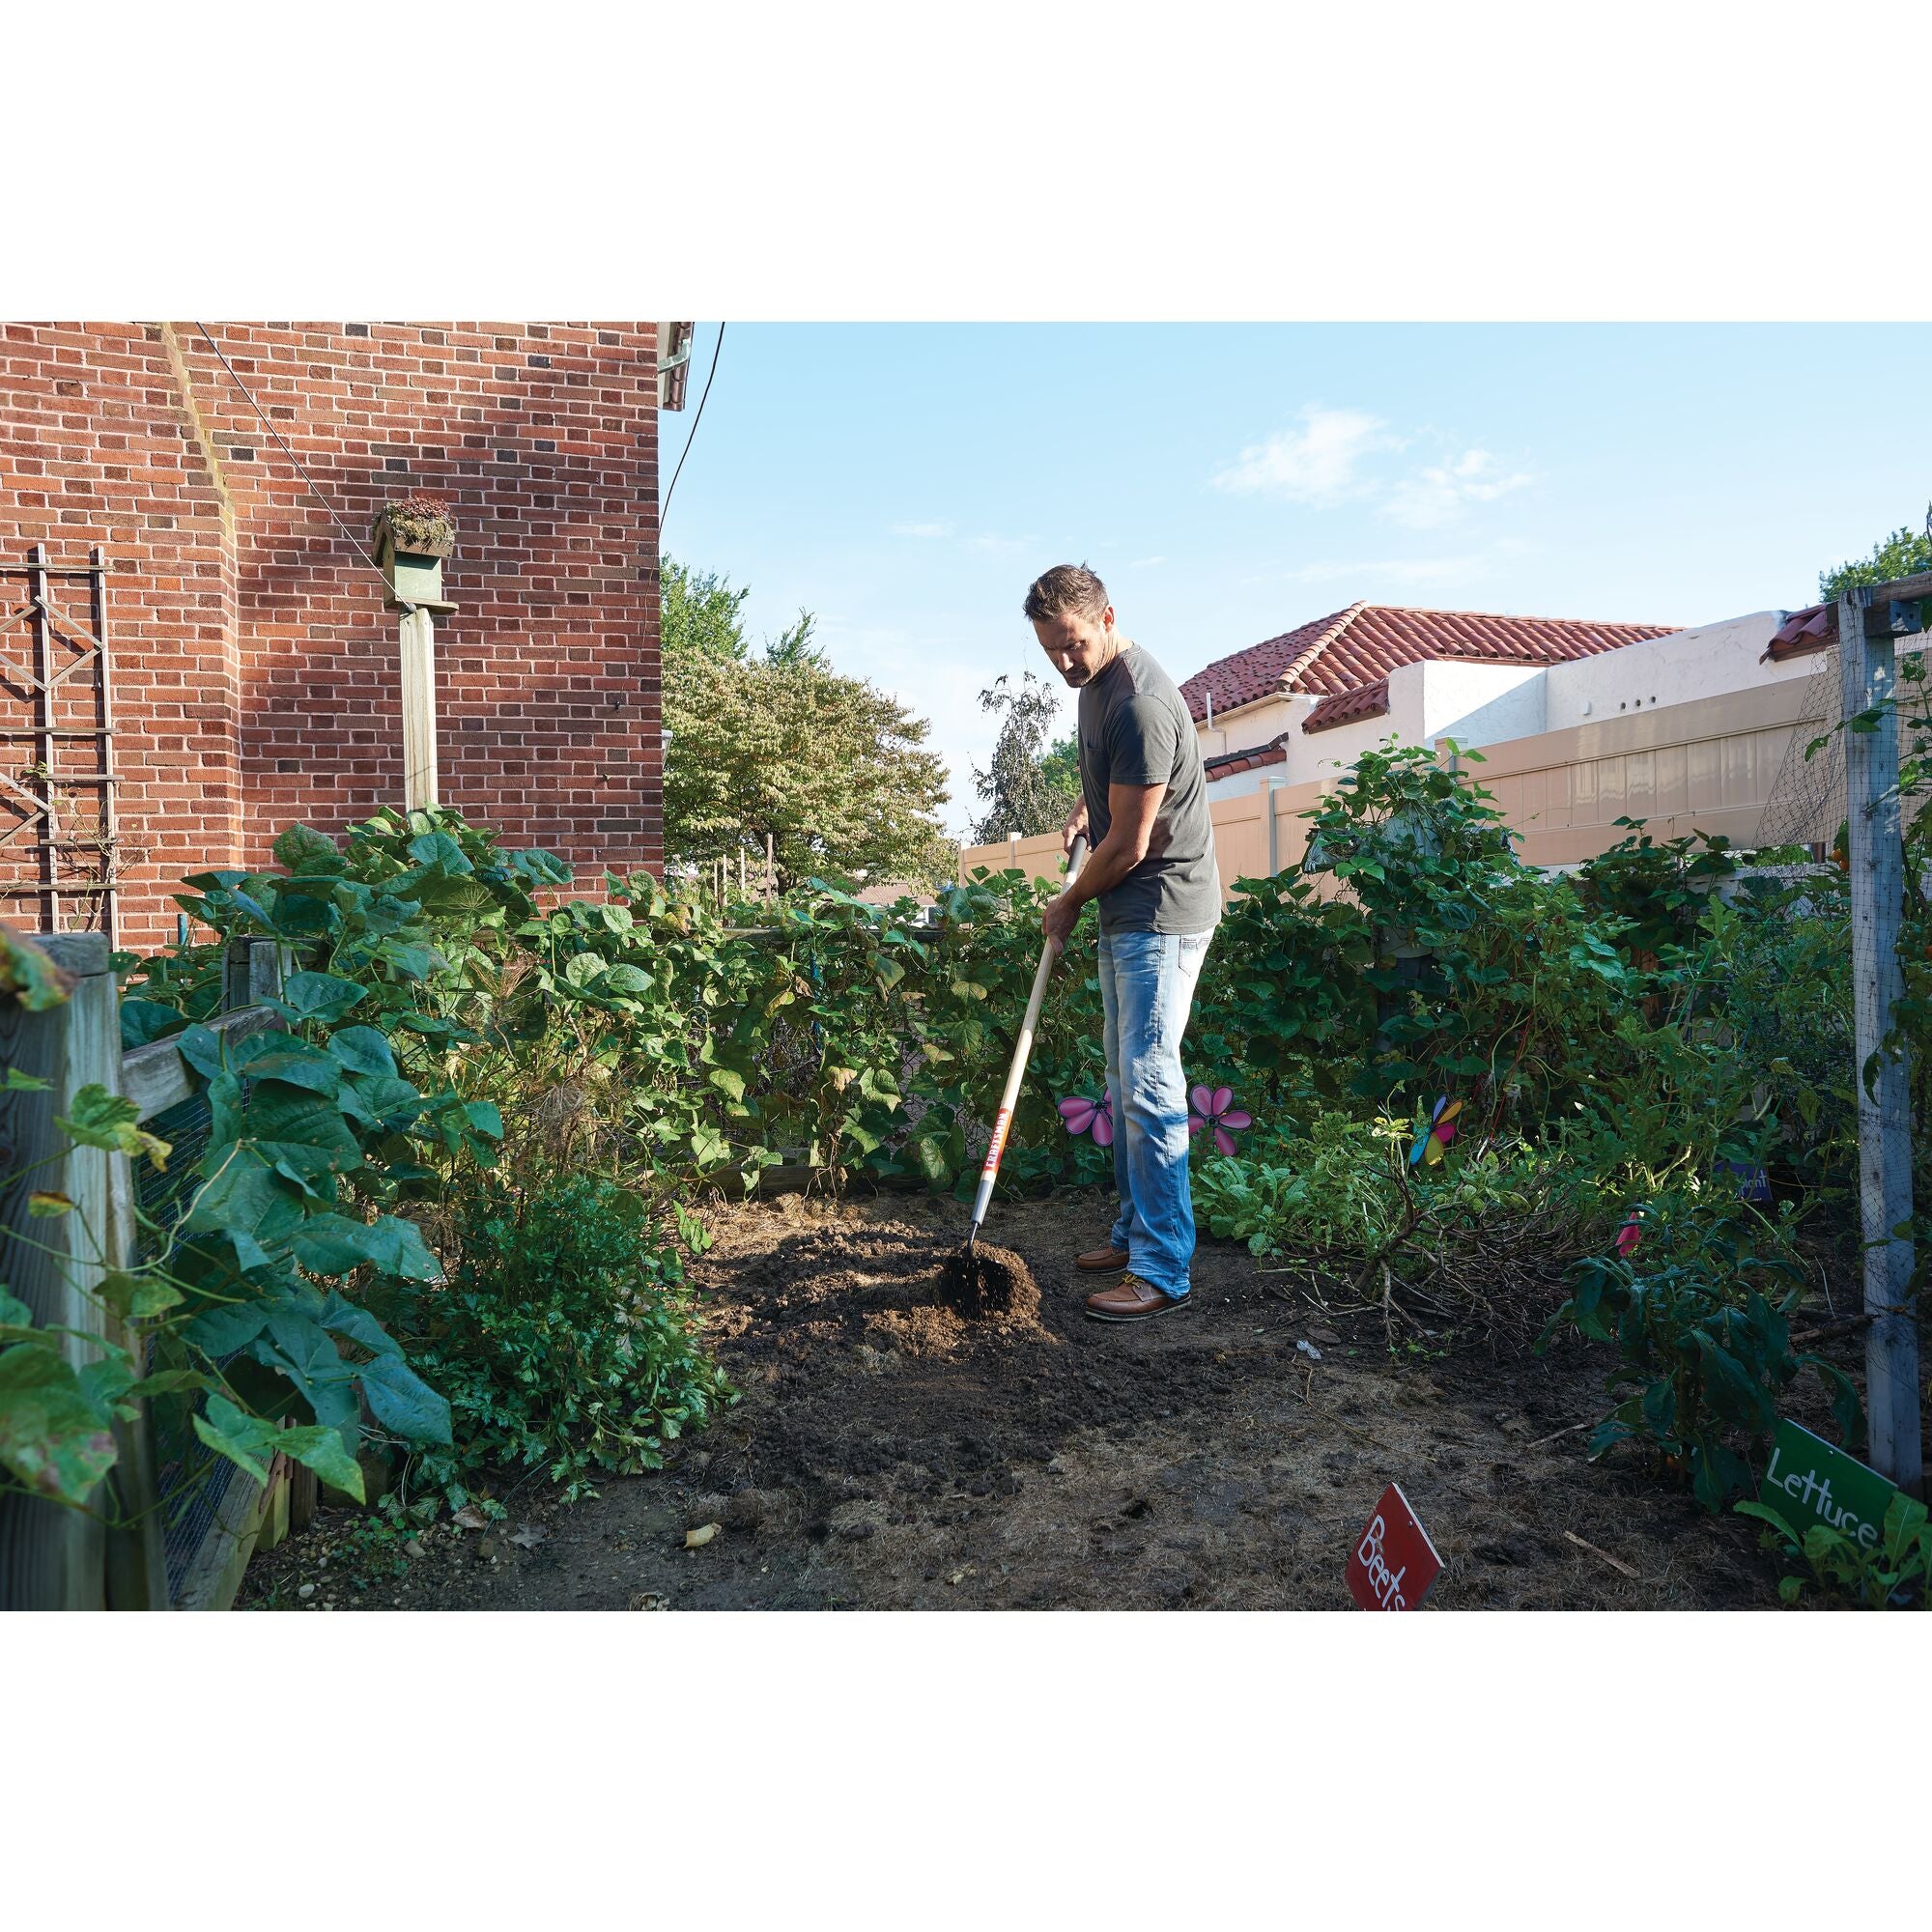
1188, 1084, 1253, 1157
1057, 1092, 1114, 1148
1407, 1094, 1463, 1167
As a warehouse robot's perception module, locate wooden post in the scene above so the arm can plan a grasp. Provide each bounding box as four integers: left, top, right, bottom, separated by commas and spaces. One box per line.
0, 933, 164, 1609
399, 606, 439, 810
1261, 777, 1278, 876
1837, 585, 1921, 1496
765, 831, 775, 900
738, 847, 747, 899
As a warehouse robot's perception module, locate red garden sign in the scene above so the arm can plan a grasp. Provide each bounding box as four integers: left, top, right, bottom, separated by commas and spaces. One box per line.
1348, 1483, 1444, 1611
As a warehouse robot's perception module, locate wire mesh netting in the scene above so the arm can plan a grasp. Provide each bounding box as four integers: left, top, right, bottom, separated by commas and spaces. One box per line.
133, 1087, 242, 1601
1754, 644, 1845, 855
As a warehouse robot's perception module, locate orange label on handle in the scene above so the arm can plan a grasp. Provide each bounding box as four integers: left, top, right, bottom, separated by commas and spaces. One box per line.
981, 1105, 1013, 1177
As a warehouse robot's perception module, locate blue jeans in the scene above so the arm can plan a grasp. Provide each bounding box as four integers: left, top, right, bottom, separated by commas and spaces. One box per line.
1098, 927, 1213, 1300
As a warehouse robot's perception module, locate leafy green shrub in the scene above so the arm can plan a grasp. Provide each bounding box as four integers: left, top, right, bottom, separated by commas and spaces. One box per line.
1191, 1112, 1407, 1258
378, 1172, 734, 1504
1539, 1199, 1861, 1511
1571, 818, 1737, 958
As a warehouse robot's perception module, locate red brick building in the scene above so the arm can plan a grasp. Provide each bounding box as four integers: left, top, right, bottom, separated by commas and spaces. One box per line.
2, 322, 671, 949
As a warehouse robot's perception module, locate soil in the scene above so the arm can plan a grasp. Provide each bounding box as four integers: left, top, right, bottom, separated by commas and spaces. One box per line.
241, 1190, 1872, 1613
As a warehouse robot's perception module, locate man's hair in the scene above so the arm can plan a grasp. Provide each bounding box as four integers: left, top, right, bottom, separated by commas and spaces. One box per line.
1023, 562, 1110, 626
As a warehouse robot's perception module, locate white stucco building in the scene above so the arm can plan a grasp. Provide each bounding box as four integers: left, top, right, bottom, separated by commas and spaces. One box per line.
1180, 603, 1826, 800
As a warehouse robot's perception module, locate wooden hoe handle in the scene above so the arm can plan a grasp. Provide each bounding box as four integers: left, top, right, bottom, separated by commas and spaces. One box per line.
967, 834, 1090, 1236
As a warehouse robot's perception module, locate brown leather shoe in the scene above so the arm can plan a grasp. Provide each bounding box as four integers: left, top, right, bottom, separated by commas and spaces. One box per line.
1085, 1273, 1191, 1322
1074, 1243, 1130, 1273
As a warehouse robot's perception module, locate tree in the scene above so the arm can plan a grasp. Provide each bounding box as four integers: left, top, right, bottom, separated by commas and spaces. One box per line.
660, 557, 952, 890
969, 671, 1082, 842
661, 557, 753, 668
1818, 503, 1932, 601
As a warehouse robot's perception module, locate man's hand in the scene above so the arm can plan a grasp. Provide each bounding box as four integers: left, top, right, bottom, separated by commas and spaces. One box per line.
1041, 892, 1082, 955
1061, 798, 1089, 857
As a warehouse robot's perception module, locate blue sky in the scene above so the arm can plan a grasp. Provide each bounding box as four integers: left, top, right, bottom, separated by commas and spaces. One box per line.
660, 325, 1932, 838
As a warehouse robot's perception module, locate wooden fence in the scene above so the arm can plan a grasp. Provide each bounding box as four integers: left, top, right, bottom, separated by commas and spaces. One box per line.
0, 935, 312, 1610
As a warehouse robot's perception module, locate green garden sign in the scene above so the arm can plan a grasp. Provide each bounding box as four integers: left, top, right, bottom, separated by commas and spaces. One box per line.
1756, 1420, 1897, 1549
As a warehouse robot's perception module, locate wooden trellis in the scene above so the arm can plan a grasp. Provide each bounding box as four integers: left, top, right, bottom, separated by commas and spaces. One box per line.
1, 544, 121, 945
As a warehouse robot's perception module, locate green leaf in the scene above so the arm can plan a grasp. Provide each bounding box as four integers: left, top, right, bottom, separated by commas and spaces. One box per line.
98, 1269, 184, 1321
177, 1023, 227, 1081
191, 1394, 273, 1488
463, 1100, 503, 1141
0, 1345, 119, 1504
234, 1044, 343, 1096
375, 940, 447, 981
4, 1067, 52, 1093
270, 972, 367, 1026
56, 1085, 172, 1170
273, 824, 346, 874
339, 1073, 427, 1129
406, 830, 473, 874
326, 1026, 397, 1077
185, 1146, 305, 1257
317, 1291, 406, 1359
182, 1297, 273, 1355
278, 1422, 365, 1499
26, 1192, 74, 1219
294, 1212, 439, 1282
358, 1353, 452, 1445
0, 928, 71, 1012
120, 998, 188, 1047
243, 1080, 363, 1189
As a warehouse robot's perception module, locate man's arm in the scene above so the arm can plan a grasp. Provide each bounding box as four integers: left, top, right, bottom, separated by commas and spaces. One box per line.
1042, 780, 1164, 951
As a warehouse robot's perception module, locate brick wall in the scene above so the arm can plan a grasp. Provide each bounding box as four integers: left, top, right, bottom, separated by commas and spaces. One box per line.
1, 322, 663, 950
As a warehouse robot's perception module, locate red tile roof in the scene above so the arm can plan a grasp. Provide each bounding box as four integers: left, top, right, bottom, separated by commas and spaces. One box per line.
1763, 604, 1834, 661
1179, 602, 1678, 724
1203, 735, 1290, 778
1302, 678, 1390, 734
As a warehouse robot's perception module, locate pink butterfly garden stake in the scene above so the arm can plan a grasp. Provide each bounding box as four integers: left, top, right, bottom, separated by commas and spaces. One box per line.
1057, 1092, 1114, 1148
1188, 1085, 1253, 1157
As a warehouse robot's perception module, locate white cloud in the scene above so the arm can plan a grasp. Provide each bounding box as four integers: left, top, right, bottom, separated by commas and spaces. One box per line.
1381, 449, 1534, 530
1209, 405, 1400, 504
961, 531, 1039, 554
891, 520, 952, 538
1130, 554, 1167, 568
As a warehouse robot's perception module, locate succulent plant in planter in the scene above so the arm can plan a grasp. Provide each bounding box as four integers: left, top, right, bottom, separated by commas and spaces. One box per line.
372, 492, 458, 607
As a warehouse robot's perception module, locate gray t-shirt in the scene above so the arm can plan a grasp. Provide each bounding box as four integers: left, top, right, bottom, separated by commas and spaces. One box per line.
1077, 643, 1220, 935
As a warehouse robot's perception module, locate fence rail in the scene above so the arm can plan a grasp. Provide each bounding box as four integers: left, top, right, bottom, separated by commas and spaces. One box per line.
0, 934, 307, 1610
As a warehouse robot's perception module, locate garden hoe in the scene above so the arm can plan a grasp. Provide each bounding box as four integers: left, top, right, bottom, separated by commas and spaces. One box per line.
940, 835, 1090, 1315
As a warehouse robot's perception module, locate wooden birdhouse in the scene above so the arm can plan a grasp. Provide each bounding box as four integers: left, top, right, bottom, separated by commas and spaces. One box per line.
372, 494, 458, 611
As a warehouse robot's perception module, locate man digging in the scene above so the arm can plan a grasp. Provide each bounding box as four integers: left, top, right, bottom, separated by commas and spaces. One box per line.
1027, 564, 1220, 1322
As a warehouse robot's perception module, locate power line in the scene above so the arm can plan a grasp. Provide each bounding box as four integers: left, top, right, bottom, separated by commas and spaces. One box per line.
661, 322, 724, 533
189, 321, 397, 597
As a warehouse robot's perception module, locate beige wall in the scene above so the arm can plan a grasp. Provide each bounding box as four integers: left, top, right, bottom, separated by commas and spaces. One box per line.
959, 672, 1851, 896
960, 775, 1342, 901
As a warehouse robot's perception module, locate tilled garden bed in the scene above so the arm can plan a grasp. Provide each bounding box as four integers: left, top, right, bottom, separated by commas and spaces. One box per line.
242, 1191, 1828, 1611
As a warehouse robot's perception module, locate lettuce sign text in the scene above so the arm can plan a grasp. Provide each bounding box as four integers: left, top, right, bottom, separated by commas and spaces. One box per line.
1756, 1421, 1896, 1549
